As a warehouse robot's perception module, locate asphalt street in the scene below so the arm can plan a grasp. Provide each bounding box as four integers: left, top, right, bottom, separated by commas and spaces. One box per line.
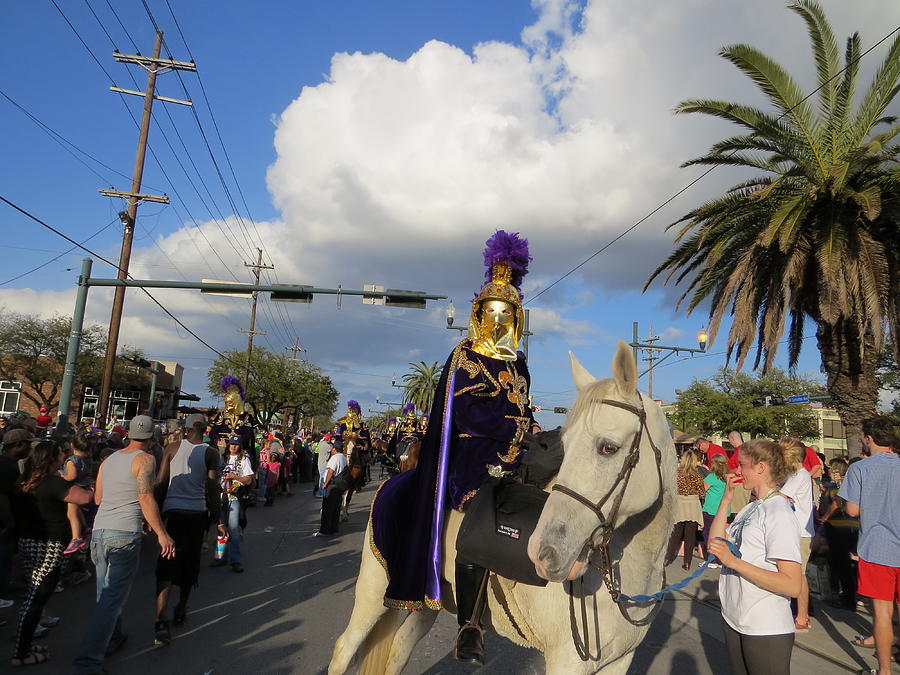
0, 476, 893, 674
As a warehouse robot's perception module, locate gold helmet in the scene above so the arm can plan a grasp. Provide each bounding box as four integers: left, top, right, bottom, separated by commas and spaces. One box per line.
467, 231, 531, 361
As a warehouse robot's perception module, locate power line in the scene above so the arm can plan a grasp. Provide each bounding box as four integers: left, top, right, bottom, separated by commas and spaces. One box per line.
525, 23, 900, 306
154, 0, 301, 342
0, 217, 116, 287
0, 88, 164, 191
78, 2, 290, 352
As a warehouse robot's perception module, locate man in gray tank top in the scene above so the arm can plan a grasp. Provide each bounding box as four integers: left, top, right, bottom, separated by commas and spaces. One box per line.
71, 415, 175, 675
152, 413, 221, 647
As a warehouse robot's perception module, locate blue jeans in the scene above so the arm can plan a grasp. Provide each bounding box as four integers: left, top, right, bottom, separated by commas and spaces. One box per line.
224, 499, 242, 564
70, 529, 142, 674
256, 467, 268, 501
316, 468, 327, 497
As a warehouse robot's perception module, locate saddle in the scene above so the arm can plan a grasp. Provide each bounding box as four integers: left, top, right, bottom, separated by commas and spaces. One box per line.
456, 429, 563, 587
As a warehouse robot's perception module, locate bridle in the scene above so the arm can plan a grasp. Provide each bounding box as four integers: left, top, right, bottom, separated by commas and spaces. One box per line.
549, 396, 665, 661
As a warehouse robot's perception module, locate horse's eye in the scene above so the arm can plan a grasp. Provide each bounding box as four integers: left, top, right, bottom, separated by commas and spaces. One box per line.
596, 440, 619, 455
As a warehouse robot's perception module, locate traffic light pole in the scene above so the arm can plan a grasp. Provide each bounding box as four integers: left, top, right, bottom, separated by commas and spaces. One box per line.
58, 267, 447, 426
55, 258, 93, 436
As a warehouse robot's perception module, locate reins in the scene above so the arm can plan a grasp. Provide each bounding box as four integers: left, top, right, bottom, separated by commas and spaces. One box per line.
550, 396, 666, 662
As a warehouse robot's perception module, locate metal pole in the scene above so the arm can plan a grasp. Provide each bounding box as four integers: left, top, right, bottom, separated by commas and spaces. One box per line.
522, 308, 530, 359
97, 30, 163, 427
149, 366, 158, 419
632, 321, 639, 365
56, 258, 93, 435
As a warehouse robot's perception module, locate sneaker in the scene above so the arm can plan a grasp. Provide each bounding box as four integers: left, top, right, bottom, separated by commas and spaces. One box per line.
39, 615, 60, 627
154, 620, 171, 647
0, 598, 13, 609
32, 625, 49, 638
708, 563, 720, 569
69, 569, 92, 586
64, 538, 84, 555
231, 563, 244, 573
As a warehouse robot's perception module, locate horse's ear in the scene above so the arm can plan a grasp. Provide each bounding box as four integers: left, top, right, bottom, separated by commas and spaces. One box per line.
569, 351, 596, 391
611, 340, 638, 398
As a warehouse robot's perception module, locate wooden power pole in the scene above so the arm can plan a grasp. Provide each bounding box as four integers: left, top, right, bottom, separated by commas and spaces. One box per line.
237, 248, 274, 395
96, 30, 196, 426
285, 336, 307, 361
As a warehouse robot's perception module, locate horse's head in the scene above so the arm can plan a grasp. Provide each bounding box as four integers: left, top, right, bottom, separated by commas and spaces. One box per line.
528, 340, 667, 582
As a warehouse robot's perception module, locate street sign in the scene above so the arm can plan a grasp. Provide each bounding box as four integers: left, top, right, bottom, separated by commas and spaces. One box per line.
553, 407, 568, 414
787, 394, 810, 404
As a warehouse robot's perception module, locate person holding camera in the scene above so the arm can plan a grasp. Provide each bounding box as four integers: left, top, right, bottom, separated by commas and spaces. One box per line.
708, 438, 803, 675
211, 435, 253, 573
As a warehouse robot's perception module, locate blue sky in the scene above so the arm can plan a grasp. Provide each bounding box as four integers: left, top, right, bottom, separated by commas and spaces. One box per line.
2, 0, 897, 426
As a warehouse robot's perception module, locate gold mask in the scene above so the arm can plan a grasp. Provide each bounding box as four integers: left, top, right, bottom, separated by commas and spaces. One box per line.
222, 386, 244, 423
467, 262, 523, 361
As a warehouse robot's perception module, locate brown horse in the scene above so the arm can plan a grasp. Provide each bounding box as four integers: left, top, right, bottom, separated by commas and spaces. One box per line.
398, 439, 420, 472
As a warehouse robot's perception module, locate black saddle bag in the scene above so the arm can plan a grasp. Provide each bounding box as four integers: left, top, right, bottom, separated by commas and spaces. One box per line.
456, 478, 549, 587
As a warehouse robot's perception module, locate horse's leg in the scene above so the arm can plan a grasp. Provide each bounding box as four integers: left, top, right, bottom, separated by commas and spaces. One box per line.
383, 609, 439, 675
329, 522, 392, 674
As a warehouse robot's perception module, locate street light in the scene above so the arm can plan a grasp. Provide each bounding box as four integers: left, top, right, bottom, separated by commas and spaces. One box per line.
697, 327, 708, 351
446, 300, 467, 334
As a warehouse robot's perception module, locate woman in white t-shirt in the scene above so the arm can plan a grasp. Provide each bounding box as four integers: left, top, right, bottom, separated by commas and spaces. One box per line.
708, 438, 803, 675
212, 435, 253, 572
778, 439, 816, 632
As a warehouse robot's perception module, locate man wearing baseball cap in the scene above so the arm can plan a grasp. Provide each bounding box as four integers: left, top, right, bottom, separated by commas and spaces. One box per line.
72, 415, 175, 674
152, 413, 221, 646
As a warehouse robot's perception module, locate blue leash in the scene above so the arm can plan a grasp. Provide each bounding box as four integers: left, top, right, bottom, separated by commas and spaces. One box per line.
618, 537, 742, 604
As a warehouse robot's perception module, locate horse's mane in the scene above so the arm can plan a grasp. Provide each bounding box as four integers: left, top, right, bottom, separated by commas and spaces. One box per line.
564, 378, 636, 430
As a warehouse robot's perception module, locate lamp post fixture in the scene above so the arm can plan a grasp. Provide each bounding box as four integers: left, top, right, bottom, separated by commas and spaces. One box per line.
445, 300, 467, 334
629, 321, 708, 398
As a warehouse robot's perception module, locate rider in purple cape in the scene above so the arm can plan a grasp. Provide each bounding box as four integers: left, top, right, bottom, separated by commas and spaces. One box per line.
370, 230, 533, 665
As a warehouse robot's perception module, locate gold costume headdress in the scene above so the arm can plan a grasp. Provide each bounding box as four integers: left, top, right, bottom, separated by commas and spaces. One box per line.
467, 231, 531, 361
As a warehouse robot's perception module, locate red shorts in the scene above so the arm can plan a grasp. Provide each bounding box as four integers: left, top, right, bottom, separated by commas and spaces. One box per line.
858, 558, 900, 602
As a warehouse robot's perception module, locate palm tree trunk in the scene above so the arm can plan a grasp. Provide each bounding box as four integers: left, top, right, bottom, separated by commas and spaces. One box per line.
817, 319, 879, 457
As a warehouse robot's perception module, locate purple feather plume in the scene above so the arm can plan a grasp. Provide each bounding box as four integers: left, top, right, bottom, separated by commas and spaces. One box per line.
347, 400, 361, 412
402, 402, 416, 415
483, 230, 530, 290
219, 375, 245, 400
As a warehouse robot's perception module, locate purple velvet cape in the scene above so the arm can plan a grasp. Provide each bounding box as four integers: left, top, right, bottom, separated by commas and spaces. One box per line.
370, 341, 532, 610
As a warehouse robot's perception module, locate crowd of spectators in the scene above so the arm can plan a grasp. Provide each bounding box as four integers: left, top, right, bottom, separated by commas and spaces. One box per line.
673, 418, 899, 675
0, 411, 333, 671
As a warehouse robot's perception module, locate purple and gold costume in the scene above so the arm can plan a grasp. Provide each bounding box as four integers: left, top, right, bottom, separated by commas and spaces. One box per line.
370, 340, 532, 610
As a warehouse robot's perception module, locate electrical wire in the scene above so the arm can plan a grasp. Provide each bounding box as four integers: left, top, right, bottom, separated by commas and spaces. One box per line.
525, 23, 900, 306
0, 217, 116, 287
0, 194, 263, 379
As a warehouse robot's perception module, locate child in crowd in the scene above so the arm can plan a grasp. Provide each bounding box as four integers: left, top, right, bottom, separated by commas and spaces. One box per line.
61, 433, 95, 555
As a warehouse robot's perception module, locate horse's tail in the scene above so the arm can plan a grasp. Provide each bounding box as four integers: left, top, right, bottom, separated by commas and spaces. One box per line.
357, 609, 404, 675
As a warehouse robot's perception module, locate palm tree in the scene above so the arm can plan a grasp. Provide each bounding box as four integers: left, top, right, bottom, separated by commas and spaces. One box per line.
402, 361, 443, 414
645, 1, 900, 456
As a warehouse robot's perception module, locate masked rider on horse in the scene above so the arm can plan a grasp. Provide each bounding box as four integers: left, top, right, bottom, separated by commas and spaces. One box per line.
369, 230, 533, 666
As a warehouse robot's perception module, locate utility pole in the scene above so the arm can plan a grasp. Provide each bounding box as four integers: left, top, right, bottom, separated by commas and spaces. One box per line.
237, 248, 274, 394
285, 336, 307, 361
642, 325, 660, 399
96, 30, 196, 427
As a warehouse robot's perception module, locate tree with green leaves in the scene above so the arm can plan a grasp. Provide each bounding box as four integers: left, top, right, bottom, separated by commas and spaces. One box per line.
401, 361, 443, 413
672, 368, 825, 440
207, 347, 338, 428
646, 1, 900, 455
0, 312, 147, 413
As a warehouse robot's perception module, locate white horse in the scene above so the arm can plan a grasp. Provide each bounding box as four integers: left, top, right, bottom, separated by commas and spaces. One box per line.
328, 341, 676, 674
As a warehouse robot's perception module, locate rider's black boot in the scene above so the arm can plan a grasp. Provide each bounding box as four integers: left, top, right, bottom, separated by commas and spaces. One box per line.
454, 561, 488, 666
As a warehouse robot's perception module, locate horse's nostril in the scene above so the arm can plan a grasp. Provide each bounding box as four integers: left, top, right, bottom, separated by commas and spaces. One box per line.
538, 545, 559, 570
